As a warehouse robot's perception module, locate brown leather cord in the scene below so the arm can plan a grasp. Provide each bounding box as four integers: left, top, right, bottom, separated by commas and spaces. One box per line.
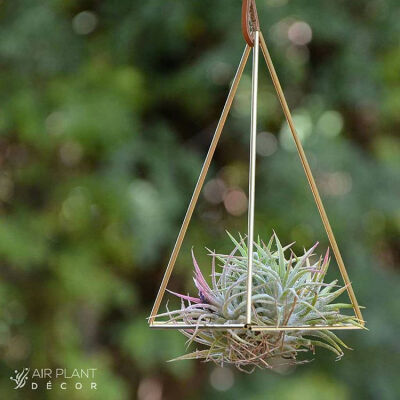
242, 0, 260, 47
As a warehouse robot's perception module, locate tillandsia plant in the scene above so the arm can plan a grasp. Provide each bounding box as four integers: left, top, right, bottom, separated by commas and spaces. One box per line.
156, 232, 364, 372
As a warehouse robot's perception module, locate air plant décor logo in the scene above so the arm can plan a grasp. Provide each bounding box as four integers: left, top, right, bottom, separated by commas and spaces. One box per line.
10, 368, 30, 389
9, 368, 97, 390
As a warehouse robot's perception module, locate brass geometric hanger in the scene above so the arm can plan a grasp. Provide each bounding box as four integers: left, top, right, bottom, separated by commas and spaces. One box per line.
149, 0, 365, 332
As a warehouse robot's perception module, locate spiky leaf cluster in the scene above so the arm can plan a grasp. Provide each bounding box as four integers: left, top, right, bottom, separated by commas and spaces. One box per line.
157, 233, 363, 372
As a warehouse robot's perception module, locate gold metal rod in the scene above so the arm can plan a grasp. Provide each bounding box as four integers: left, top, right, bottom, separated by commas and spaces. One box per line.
149, 45, 252, 325
149, 322, 362, 331
246, 31, 259, 325
150, 322, 246, 329
259, 31, 364, 324
250, 325, 363, 331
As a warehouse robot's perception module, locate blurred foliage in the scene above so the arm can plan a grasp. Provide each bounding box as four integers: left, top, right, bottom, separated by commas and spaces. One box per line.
0, 0, 399, 399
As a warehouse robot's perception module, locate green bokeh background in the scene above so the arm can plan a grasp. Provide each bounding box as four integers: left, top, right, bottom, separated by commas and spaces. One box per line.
0, 0, 399, 399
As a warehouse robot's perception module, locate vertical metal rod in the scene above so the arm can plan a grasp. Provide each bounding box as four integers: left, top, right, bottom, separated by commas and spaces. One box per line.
149, 46, 251, 325
246, 31, 259, 326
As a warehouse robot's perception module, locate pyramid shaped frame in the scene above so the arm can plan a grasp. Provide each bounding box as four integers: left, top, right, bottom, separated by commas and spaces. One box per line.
149, 29, 365, 332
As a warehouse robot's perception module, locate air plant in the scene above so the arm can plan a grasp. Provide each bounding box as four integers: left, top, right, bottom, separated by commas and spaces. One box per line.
156, 232, 363, 372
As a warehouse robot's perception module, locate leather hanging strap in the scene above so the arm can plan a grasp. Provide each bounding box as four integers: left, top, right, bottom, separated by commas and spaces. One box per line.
242, 0, 260, 47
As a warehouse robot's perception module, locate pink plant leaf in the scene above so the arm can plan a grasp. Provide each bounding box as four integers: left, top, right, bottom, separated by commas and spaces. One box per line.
191, 249, 212, 292
323, 247, 330, 267
166, 289, 201, 304
191, 249, 217, 304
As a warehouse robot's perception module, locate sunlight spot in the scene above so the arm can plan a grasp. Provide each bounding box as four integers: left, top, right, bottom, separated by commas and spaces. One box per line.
223, 188, 247, 216
209, 367, 234, 391
288, 21, 312, 46
257, 132, 278, 157
72, 11, 98, 35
